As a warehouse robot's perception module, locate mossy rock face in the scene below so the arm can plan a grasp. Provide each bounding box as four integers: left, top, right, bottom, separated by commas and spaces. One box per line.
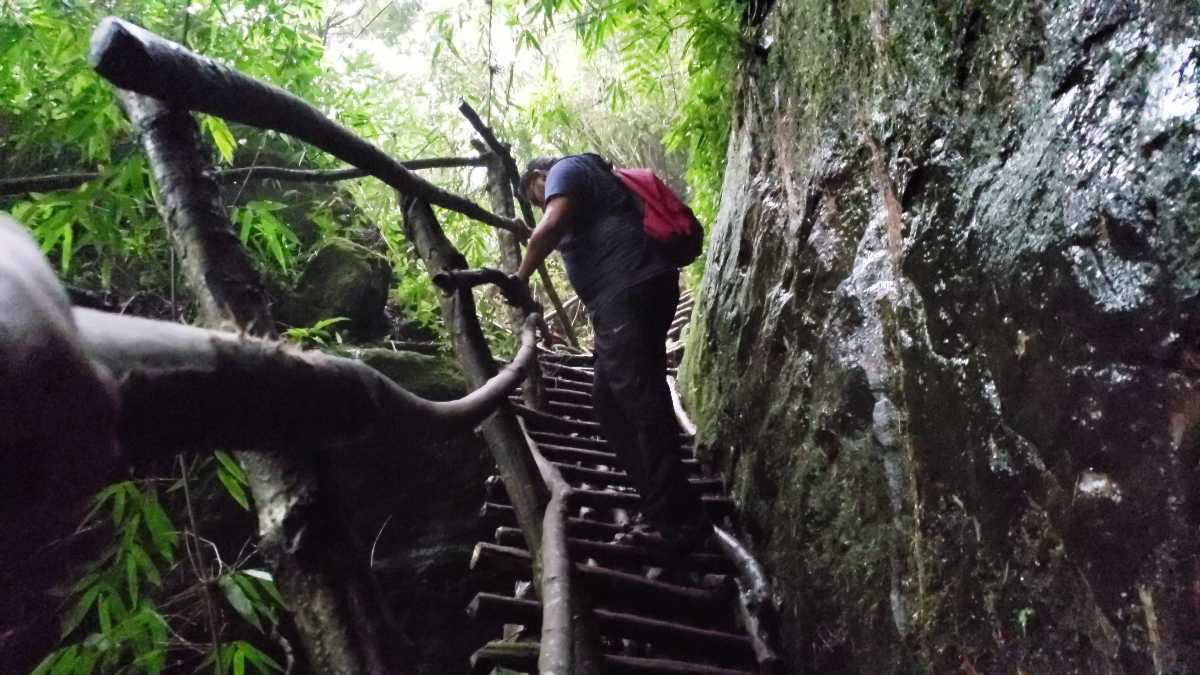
278, 239, 392, 340
683, 0, 1200, 672
352, 347, 465, 402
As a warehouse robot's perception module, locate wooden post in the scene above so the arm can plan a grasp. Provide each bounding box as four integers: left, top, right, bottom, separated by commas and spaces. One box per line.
399, 194, 550, 564
479, 146, 546, 409
459, 102, 581, 348
517, 420, 606, 675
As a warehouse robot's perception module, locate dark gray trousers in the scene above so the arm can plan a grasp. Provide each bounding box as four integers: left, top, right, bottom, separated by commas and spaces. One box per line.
590, 272, 700, 525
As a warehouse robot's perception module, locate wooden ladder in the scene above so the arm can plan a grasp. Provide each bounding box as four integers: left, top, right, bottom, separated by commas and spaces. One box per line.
468, 292, 778, 675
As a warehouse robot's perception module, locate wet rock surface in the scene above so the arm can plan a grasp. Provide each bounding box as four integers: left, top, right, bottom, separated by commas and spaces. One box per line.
682, 1, 1199, 672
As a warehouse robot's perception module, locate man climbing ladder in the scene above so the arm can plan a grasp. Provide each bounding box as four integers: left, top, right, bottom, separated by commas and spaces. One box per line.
510, 152, 709, 551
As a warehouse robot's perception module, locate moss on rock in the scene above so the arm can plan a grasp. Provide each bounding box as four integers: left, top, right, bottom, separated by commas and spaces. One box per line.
278, 238, 392, 340
351, 347, 465, 402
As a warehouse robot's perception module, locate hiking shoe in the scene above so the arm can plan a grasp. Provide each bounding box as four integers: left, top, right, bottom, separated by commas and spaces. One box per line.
613, 518, 711, 555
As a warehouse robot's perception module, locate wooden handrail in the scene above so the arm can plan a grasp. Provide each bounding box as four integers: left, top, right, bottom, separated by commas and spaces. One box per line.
90, 17, 521, 236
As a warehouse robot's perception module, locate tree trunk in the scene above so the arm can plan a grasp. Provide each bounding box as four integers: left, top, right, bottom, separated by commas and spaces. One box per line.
121, 90, 393, 674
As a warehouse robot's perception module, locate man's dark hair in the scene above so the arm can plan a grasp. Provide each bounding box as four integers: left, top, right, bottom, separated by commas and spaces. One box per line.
519, 156, 560, 199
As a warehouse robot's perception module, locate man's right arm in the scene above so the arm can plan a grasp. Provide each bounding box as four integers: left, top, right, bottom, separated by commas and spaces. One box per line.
515, 194, 572, 282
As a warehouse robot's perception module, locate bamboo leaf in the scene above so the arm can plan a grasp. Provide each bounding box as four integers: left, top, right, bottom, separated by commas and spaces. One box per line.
214, 450, 247, 484
219, 575, 262, 631
61, 586, 99, 638
111, 483, 127, 526
218, 467, 251, 510
131, 545, 162, 587
238, 640, 283, 673
29, 650, 60, 675
204, 116, 238, 165
126, 552, 139, 606
140, 496, 176, 562
48, 646, 78, 675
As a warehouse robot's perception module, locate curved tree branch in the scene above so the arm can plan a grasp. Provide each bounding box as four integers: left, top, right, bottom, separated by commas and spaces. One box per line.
74, 308, 538, 460
0, 173, 103, 196
215, 155, 488, 184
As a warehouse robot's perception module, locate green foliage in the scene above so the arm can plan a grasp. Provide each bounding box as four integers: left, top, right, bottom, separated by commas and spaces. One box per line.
521, 0, 744, 225
202, 640, 283, 675
232, 200, 302, 276
212, 450, 252, 510
283, 316, 350, 347
36, 467, 285, 674
35, 481, 175, 674
0, 0, 327, 293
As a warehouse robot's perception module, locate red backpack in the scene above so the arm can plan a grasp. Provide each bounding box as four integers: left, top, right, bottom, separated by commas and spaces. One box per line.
614, 168, 704, 267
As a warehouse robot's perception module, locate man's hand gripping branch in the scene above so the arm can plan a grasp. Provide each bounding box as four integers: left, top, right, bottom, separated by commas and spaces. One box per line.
505, 194, 572, 311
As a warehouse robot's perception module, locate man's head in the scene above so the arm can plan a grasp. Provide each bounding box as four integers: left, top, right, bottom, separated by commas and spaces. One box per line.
519, 156, 561, 208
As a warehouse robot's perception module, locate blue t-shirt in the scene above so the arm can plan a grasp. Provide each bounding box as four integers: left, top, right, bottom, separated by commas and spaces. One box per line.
544, 154, 675, 309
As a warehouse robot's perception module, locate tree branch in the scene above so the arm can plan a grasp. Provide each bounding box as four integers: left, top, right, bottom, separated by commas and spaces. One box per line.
215, 155, 489, 184
0, 156, 489, 197
0, 173, 103, 196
